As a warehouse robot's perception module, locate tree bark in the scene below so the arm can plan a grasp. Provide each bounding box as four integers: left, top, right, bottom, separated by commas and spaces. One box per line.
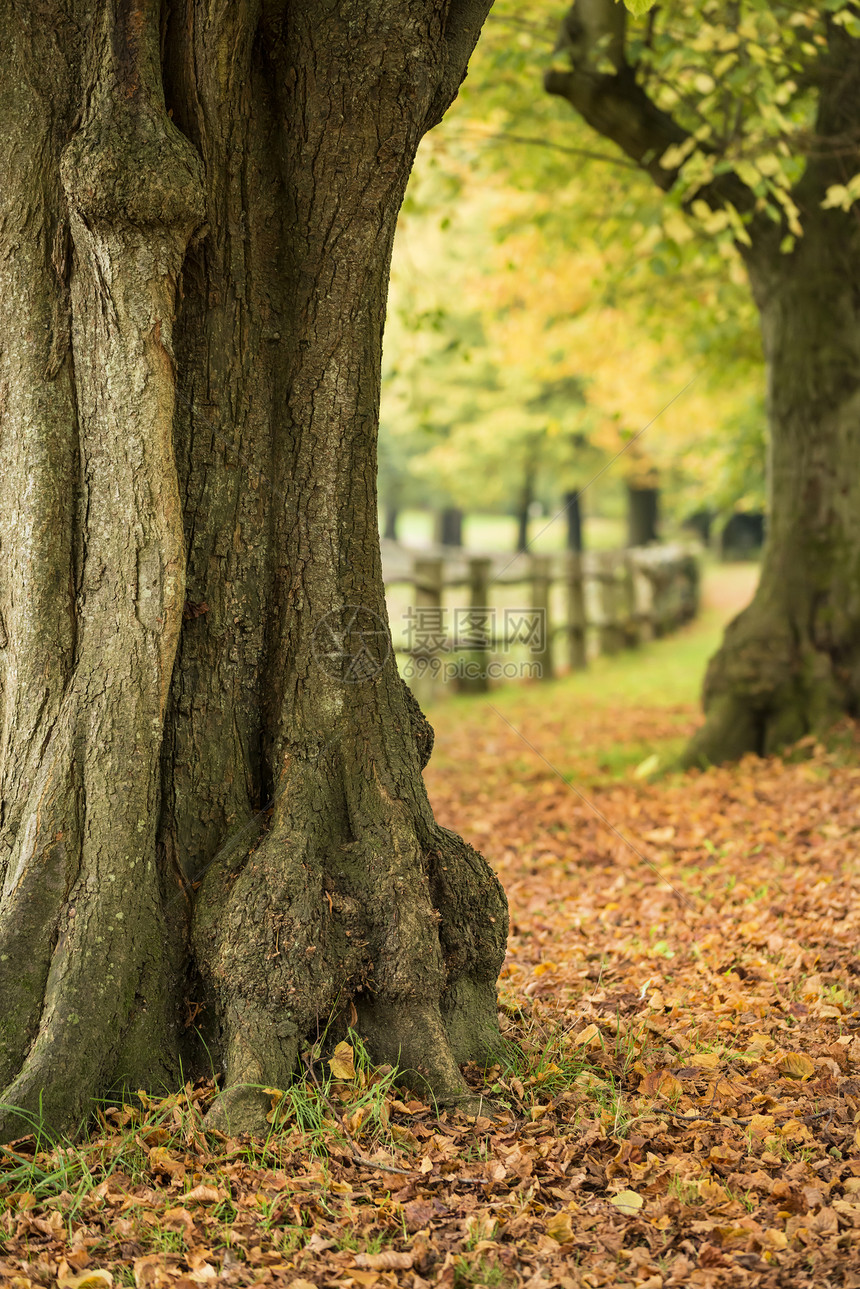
683, 211, 860, 765
0, 0, 506, 1141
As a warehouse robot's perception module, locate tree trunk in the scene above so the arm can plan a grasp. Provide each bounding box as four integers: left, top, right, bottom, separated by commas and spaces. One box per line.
0, 0, 506, 1141
683, 209, 860, 765
564, 491, 584, 553
438, 506, 464, 547
383, 503, 400, 542
547, 2, 860, 766
627, 485, 659, 547
515, 456, 538, 553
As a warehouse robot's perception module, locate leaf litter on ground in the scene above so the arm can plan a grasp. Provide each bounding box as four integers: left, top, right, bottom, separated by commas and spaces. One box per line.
5, 568, 860, 1288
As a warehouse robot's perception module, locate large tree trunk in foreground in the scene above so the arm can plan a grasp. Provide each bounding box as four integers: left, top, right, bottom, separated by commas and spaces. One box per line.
683, 213, 860, 765
548, 1, 860, 763
0, 0, 506, 1141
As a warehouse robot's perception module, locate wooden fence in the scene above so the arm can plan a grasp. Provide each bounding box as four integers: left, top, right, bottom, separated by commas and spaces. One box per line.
381, 539, 700, 695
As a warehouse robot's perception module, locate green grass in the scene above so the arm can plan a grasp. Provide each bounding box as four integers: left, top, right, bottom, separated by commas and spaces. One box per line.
424, 561, 759, 780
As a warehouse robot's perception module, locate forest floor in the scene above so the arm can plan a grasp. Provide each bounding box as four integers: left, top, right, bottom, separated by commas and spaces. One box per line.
6, 562, 860, 1289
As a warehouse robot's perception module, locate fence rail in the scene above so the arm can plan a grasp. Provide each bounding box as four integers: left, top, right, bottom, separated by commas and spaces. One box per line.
381, 539, 700, 695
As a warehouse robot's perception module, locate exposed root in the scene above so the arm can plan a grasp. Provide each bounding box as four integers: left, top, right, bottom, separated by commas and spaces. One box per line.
682, 598, 847, 767
194, 738, 508, 1129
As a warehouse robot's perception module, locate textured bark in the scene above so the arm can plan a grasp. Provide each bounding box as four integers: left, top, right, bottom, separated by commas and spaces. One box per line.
0, 0, 506, 1141
548, 3, 860, 763
683, 212, 860, 766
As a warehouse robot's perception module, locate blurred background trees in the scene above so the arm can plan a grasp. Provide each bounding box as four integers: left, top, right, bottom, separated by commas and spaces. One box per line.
379, 0, 768, 556
381, 0, 860, 764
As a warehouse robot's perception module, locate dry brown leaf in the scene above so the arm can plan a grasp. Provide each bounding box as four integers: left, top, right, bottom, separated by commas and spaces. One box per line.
354, 1251, 414, 1270
184, 1184, 224, 1203
777, 1051, 815, 1079
147, 1146, 185, 1182
546, 1210, 574, 1242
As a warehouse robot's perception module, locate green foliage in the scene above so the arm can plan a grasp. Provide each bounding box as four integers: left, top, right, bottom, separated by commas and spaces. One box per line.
380, 2, 775, 528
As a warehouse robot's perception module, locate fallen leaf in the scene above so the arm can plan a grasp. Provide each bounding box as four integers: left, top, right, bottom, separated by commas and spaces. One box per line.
329, 1040, 356, 1081
572, 1023, 600, 1047
354, 1251, 413, 1269
57, 1275, 114, 1289
546, 1210, 574, 1242
184, 1184, 224, 1203
147, 1146, 185, 1182
609, 1190, 644, 1214
689, 1051, 721, 1070
777, 1051, 815, 1079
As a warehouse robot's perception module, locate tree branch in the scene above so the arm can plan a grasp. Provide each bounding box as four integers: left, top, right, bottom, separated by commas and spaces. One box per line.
545, 0, 756, 217
425, 0, 495, 132
445, 124, 640, 170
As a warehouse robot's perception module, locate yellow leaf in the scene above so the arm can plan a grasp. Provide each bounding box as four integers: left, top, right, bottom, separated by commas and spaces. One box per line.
329, 1041, 356, 1081
715, 1224, 752, 1244
698, 1178, 728, 1204
263, 1086, 286, 1124
572, 1023, 600, 1048
546, 1210, 574, 1242
346, 1104, 371, 1136
690, 1051, 720, 1070
147, 1146, 185, 1181
610, 1190, 644, 1214
58, 1275, 114, 1289
633, 753, 660, 779
778, 1052, 815, 1080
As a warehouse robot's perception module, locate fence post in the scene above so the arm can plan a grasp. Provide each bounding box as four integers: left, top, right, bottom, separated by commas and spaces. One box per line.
651, 563, 672, 637
411, 556, 443, 703
621, 552, 639, 648
565, 551, 587, 669
458, 556, 491, 694
598, 551, 623, 655
531, 554, 554, 681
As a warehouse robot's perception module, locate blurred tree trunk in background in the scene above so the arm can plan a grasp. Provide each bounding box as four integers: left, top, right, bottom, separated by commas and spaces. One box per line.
627, 484, 659, 547
438, 506, 465, 546
547, 0, 860, 764
564, 491, 584, 553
